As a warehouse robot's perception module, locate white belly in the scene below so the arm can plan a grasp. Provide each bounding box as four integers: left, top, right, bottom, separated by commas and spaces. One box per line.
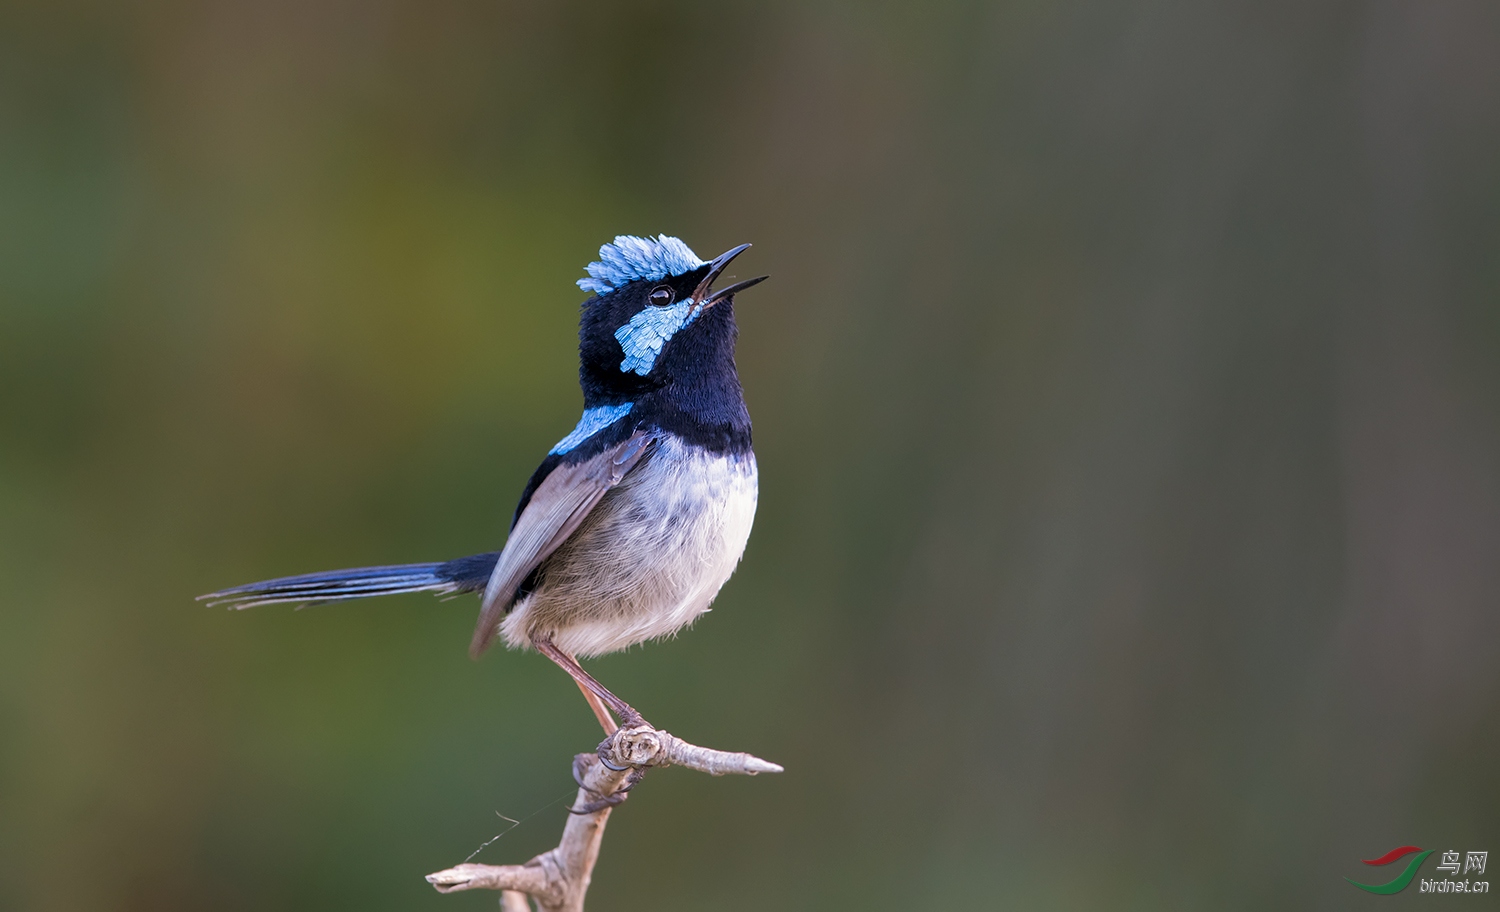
501, 437, 758, 658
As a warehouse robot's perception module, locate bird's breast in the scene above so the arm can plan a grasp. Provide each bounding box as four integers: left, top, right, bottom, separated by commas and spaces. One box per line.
502, 435, 758, 657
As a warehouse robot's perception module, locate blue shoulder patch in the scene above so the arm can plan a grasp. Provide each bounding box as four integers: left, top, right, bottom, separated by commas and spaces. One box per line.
578, 235, 704, 295
549, 402, 634, 455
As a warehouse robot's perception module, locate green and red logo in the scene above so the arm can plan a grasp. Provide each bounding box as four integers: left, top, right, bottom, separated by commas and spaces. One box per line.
1346, 846, 1434, 894
1346, 846, 1490, 894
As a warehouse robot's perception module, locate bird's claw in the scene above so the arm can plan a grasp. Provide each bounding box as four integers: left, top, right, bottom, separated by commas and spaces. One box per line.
569, 762, 645, 814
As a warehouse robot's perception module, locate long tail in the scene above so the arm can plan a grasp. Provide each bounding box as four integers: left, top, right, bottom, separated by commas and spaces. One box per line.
199, 551, 500, 609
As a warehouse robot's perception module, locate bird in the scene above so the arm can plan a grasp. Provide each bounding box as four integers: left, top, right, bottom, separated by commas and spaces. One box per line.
201, 235, 767, 736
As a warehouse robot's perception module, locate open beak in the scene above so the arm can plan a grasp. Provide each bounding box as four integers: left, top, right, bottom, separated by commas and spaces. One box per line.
692, 243, 769, 309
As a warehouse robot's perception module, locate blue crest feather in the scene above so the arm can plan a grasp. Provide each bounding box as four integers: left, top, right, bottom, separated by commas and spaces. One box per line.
578, 235, 704, 295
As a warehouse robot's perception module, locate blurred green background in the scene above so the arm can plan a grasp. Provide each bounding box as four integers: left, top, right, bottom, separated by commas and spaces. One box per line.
3, 1, 1498, 909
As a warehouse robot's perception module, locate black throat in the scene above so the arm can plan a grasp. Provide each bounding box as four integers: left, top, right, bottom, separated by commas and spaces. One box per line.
632, 301, 752, 455
577, 292, 752, 457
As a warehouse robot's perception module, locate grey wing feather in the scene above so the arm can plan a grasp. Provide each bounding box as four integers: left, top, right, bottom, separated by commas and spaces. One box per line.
469, 431, 655, 657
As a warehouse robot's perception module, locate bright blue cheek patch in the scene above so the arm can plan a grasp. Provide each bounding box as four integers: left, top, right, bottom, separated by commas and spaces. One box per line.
615, 302, 699, 375
550, 402, 634, 454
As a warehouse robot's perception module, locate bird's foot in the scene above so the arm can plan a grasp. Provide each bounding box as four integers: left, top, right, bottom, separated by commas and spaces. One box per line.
569, 754, 645, 814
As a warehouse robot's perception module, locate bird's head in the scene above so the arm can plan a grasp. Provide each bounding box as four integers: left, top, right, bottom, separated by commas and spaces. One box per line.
575, 235, 766, 401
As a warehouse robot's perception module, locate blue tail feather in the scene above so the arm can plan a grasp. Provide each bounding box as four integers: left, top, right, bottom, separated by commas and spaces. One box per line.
200, 552, 501, 609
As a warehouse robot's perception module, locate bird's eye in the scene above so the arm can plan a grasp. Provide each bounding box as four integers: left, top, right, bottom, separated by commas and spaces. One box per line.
648, 286, 674, 307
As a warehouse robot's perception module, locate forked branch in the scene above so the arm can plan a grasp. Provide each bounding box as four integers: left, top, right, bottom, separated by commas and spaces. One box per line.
426, 725, 782, 912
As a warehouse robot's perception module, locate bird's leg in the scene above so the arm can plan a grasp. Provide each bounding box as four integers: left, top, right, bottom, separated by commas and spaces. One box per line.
574, 679, 618, 736
536, 637, 652, 812
533, 635, 649, 730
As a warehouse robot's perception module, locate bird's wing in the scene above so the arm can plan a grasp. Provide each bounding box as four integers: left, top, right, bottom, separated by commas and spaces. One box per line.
469, 430, 656, 656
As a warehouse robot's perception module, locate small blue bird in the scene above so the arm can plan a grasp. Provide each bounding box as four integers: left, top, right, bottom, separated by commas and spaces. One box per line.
202, 236, 767, 733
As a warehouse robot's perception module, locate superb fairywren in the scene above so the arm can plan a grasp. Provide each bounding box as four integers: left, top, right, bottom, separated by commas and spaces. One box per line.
202, 236, 768, 732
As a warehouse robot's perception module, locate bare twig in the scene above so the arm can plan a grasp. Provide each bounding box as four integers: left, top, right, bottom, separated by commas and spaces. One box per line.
426, 725, 781, 912
500, 890, 532, 912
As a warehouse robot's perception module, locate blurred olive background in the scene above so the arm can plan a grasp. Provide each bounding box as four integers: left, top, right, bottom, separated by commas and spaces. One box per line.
3, 1, 1499, 910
